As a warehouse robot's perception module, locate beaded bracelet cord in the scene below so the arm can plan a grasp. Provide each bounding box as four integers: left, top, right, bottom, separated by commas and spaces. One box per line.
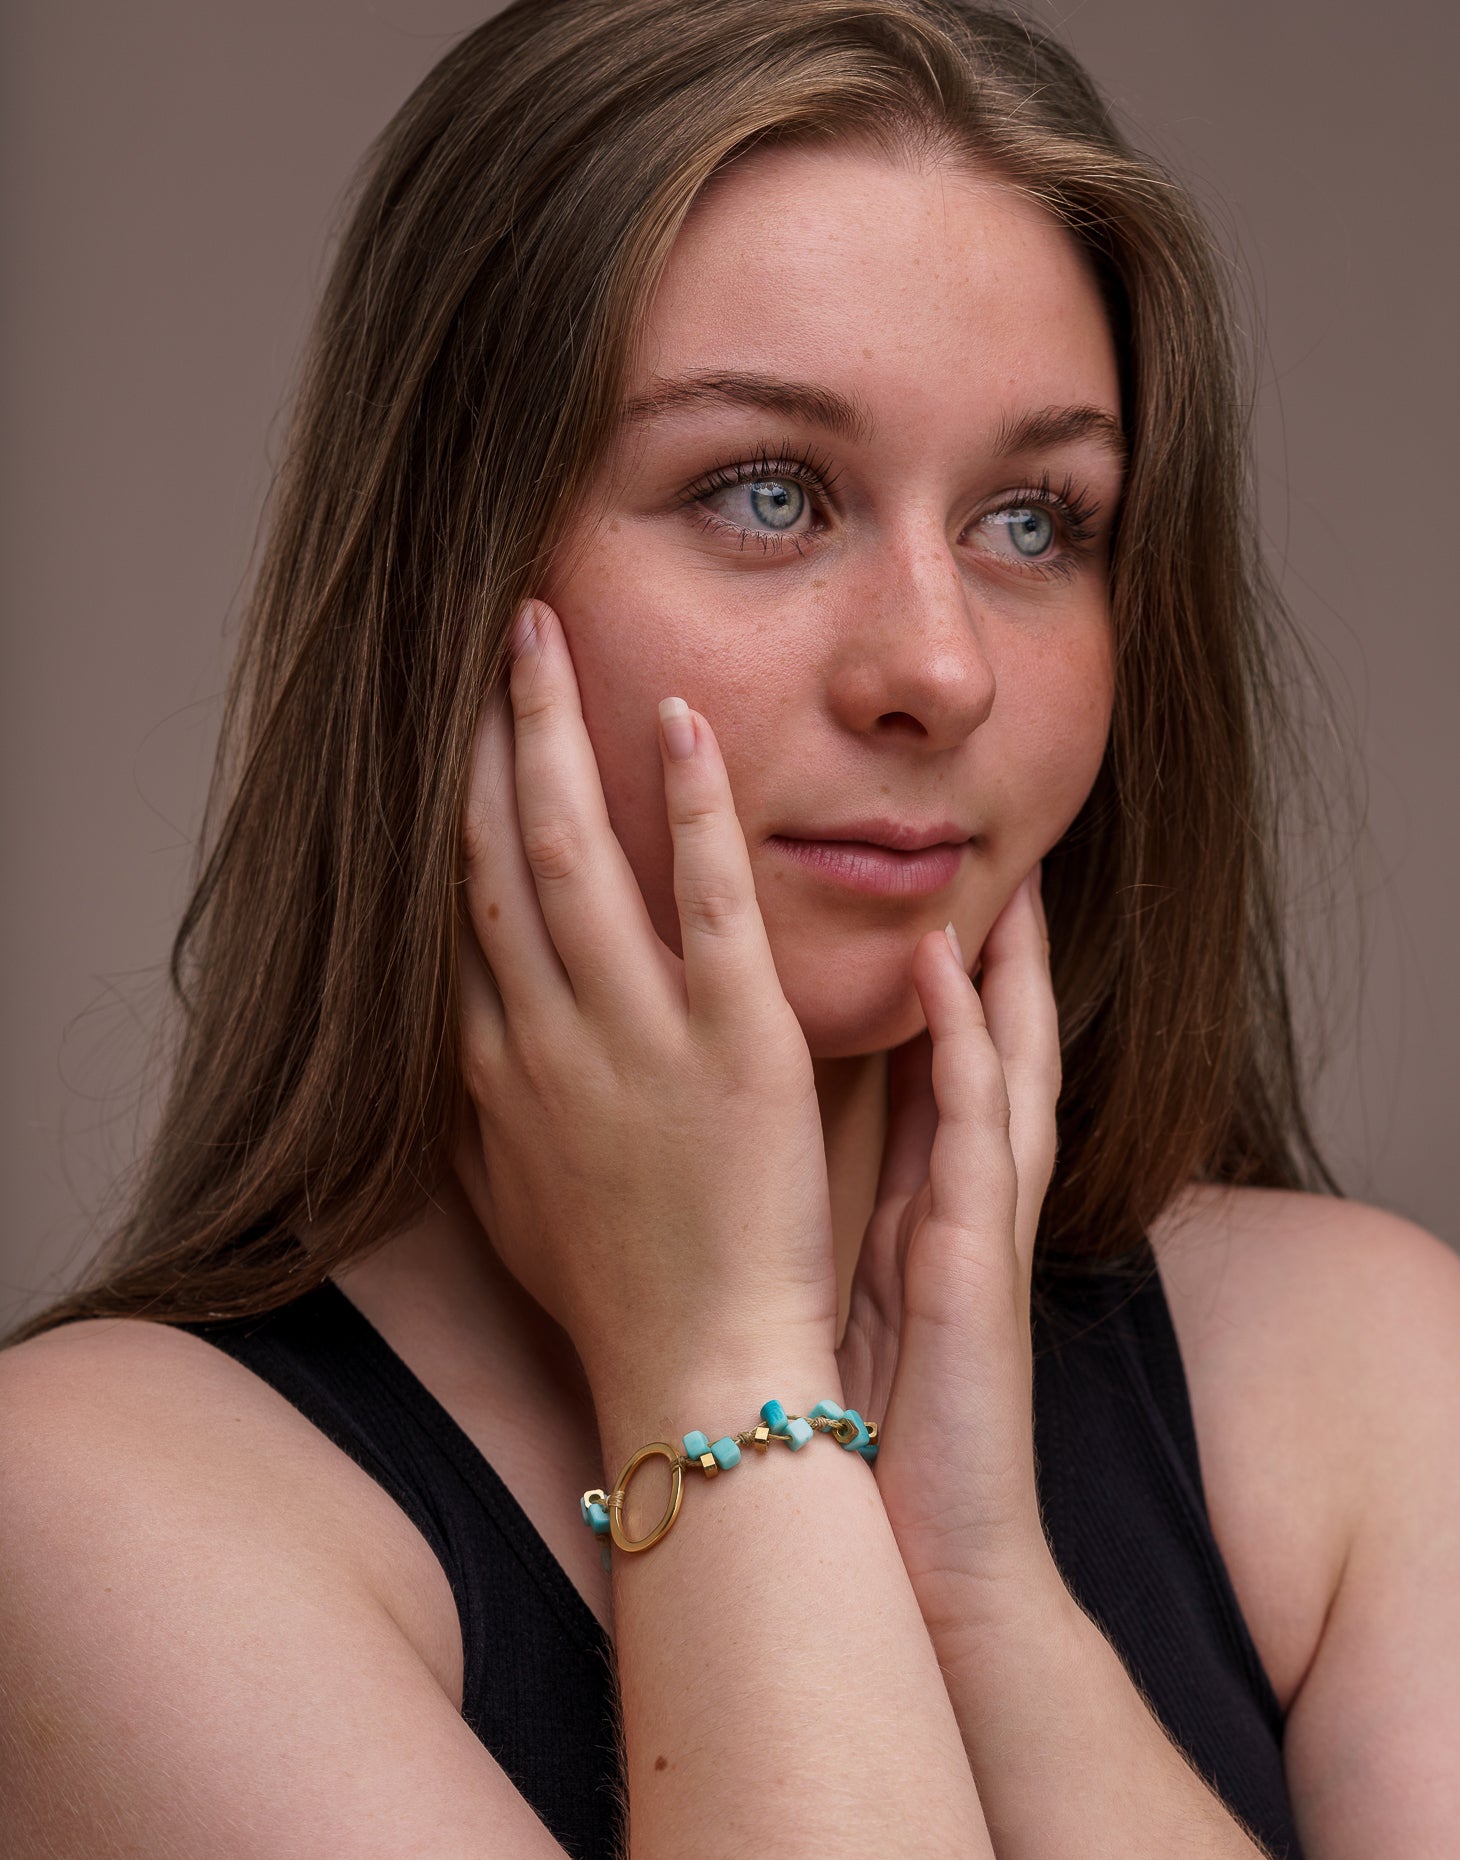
580, 1398, 881, 1563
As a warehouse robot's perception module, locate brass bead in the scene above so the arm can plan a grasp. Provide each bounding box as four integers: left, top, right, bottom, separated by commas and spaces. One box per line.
698, 1450, 719, 1478
752, 1424, 771, 1453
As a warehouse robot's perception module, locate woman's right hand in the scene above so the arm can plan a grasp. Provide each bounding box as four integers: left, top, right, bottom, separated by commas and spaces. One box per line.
452, 599, 841, 1404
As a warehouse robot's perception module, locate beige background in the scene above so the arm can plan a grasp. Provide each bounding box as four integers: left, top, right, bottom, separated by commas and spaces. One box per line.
3, 2, 1455, 1331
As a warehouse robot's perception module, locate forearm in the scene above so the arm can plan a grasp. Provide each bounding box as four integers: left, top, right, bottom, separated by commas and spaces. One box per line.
593, 1350, 995, 1860
930, 1555, 1273, 1858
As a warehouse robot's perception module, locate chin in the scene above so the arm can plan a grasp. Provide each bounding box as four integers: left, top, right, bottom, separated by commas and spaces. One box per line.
795, 994, 930, 1060
774, 935, 933, 1060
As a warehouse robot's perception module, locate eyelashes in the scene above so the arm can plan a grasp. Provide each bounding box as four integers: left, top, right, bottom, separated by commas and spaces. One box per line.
993, 470, 1102, 582
676, 440, 842, 559
676, 439, 1107, 581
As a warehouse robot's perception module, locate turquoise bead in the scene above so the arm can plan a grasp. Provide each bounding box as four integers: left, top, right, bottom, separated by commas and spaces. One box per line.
857, 1441, 879, 1463
710, 1435, 741, 1470
760, 1398, 788, 1430
683, 1429, 710, 1459
580, 1496, 611, 1536
840, 1408, 871, 1451
807, 1399, 845, 1421
784, 1416, 814, 1449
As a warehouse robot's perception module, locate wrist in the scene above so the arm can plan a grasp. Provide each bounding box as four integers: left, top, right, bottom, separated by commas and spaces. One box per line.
586, 1354, 873, 1560
920, 1540, 1078, 1678
588, 1341, 846, 1472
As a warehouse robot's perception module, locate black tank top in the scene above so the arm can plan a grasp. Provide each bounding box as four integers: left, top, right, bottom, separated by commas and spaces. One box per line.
178, 1238, 1304, 1860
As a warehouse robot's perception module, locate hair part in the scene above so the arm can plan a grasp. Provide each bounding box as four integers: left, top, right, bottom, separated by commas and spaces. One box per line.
7, 0, 1346, 1346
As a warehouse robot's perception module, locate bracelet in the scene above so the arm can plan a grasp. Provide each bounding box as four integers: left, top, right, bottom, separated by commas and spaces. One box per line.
579, 1398, 881, 1561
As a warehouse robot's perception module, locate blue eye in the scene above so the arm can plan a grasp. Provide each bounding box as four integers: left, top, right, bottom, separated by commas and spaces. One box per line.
992, 506, 1056, 558
742, 479, 805, 530
681, 442, 837, 554
682, 448, 1103, 576
698, 474, 810, 548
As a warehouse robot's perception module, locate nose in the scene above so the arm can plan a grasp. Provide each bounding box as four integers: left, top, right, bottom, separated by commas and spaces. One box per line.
825, 529, 997, 751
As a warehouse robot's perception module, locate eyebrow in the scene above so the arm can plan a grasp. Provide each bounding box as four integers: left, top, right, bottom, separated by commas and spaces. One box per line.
620, 371, 876, 445
992, 404, 1127, 468
619, 370, 1127, 469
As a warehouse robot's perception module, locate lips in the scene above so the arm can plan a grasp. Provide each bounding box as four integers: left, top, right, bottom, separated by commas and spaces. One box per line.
771, 818, 971, 853
765, 827, 971, 899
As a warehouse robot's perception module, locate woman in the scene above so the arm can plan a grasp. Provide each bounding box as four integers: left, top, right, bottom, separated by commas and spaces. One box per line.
2, 1, 1454, 1854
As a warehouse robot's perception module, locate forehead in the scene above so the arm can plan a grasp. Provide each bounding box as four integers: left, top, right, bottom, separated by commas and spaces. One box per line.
632, 143, 1119, 443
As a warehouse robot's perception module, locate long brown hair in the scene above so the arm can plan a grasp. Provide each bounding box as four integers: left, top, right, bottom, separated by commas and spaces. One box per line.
8, 0, 1347, 1346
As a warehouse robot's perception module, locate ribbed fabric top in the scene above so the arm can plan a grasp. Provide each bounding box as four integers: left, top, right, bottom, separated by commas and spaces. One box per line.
179, 1238, 1303, 1859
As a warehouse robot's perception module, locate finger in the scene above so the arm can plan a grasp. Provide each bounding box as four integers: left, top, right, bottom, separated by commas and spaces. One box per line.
508, 601, 674, 1020
657, 697, 789, 1031
903, 925, 1020, 1316
975, 867, 1060, 1262
461, 681, 573, 1017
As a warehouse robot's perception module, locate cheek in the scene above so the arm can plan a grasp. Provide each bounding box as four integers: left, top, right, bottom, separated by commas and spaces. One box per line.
1008, 624, 1115, 832
538, 538, 766, 958
542, 535, 689, 728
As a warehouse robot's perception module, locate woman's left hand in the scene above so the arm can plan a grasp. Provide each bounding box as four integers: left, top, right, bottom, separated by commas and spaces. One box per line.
834, 866, 1064, 1648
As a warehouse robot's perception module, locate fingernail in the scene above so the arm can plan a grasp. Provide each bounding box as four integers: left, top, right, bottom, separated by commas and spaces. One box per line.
659, 695, 696, 761
511, 601, 540, 658
944, 920, 966, 969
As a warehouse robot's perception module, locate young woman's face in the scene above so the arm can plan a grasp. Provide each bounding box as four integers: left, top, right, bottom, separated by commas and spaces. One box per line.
540, 142, 1124, 1058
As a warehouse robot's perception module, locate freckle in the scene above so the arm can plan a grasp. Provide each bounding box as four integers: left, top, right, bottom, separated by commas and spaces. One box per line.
487, 903, 500, 921
879, 784, 891, 795
654, 1754, 669, 1772
811, 578, 826, 590
609, 519, 621, 532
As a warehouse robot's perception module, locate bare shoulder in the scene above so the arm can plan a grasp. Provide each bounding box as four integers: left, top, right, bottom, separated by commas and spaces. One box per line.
1148, 1184, 1460, 1723
0, 1317, 569, 1857
1151, 1177, 1457, 1308
1150, 1181, 1460, 1439
1153, 1187, 1460, 1844
0, 1313, 460, 1692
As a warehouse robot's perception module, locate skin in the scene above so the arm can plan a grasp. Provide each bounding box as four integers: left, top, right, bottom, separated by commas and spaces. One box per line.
545, 143, 1119, 1044
535, 141, 1122, 1321
3, 138, 1459, 1858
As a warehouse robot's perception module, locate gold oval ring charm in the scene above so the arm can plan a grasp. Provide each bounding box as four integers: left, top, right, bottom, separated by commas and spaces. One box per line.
608, 1441, 685, 1552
